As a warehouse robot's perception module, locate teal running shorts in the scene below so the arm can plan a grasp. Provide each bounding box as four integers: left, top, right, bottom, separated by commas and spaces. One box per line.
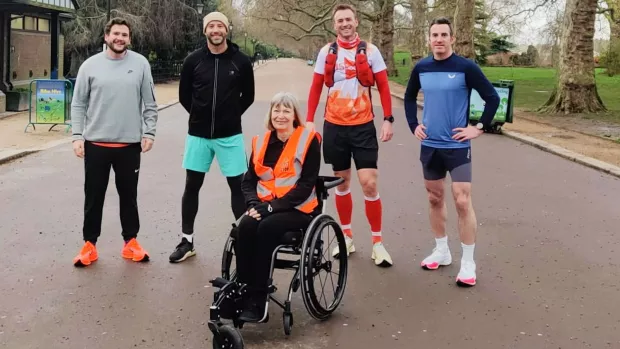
182, 134, 248, 177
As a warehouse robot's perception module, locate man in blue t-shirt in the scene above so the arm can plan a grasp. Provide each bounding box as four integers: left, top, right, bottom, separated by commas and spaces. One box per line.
404, 17, 499, 287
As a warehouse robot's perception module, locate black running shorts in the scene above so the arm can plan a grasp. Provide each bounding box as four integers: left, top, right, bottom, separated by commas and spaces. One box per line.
322, 120, 378, 172
420, 145, 472, 182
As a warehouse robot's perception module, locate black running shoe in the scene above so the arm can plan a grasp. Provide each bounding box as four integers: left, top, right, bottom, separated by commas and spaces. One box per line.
169, 238, 196, 263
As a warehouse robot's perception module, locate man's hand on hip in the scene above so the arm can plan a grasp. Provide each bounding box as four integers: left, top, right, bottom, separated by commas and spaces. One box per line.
452, 125, 483, 142
414, 124, 427, 141
141, 138, 154, 153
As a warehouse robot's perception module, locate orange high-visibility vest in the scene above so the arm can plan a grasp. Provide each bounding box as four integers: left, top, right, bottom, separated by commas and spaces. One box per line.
251, 126, 319, 214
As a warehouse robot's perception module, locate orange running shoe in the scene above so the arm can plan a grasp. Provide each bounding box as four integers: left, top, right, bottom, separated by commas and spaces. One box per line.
73, 241, 98, 267
121, 238, 149, 262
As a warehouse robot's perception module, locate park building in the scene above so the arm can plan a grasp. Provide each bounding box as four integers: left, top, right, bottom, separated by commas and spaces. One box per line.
0, 0, 77, 113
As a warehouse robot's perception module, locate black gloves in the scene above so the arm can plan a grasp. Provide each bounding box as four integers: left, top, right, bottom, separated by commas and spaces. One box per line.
252, 202, 274, 219
246, 199, 260, 209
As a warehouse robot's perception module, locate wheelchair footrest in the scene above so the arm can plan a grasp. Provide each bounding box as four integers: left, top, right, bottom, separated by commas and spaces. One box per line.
210, 277, 229, 289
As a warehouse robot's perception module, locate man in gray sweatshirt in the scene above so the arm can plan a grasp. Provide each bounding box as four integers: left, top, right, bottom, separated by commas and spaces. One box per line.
70, 17, 158, 267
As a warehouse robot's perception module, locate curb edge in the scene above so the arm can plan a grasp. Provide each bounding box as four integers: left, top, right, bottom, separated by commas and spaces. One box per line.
0, 100, 181, 166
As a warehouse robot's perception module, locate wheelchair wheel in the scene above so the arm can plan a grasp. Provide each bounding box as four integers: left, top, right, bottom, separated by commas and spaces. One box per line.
212, 324, 243, 349
221, 236, 236, 281
300, 214, 348, 321
283, 312, 293, 335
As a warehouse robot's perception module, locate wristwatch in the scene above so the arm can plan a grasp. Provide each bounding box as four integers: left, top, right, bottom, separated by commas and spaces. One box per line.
384, 115, 394, 123
475, 122, 484, 130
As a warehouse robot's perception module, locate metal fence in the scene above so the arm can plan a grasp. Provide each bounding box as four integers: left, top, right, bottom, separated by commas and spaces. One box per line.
150, 60, 183, 83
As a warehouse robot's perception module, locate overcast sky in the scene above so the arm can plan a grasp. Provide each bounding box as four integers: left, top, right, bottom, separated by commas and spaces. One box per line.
498, 7, 611, 45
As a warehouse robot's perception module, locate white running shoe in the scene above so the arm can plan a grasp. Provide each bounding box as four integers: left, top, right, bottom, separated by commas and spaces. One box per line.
371, 242, 393, 267
456, 260, 476, 287
420, 247, 452, 270
332, 235, 355, 258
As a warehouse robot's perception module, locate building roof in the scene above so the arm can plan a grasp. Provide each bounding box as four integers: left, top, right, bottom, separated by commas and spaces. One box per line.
0, 0, 79, 13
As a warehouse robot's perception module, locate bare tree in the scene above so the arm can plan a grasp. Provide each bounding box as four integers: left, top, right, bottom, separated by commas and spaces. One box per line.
540, 6, 564, 67
539, 0, 606, 114
599, 0, 619, 75
598, 0, 618, 35
64, 0, 202, 75
484, 0, 562, 38
244, 0, 337, 41
245, 0, 397, 75
366, 0, 398, 75
409, 0, 428, 60
453, 0, 475, 58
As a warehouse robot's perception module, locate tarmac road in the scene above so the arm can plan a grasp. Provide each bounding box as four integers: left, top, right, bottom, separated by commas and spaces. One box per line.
1, 58, 620, 349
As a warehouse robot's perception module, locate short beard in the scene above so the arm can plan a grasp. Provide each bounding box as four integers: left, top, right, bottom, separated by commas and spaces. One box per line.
207, 36, 225, 46
107, 40, 127, 54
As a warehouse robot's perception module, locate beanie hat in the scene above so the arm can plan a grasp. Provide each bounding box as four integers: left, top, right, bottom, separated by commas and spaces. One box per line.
203, 12, 229, 33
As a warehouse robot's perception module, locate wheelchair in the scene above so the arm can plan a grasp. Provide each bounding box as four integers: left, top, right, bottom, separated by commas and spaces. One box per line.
207, 175, 349, 348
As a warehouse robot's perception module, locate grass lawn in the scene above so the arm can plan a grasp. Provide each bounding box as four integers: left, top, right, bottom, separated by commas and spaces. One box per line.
391, 51, 620, 123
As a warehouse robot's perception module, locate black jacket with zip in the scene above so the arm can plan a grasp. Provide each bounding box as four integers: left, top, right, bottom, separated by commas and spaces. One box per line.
179, 40, 255, 139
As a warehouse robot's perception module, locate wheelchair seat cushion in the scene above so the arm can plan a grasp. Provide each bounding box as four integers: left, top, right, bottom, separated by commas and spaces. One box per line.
281, 229, 303, 246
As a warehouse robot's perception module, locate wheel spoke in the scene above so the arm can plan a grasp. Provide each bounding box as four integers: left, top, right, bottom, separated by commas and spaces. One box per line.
326, 225, 338, 300
301, 215, 348, 320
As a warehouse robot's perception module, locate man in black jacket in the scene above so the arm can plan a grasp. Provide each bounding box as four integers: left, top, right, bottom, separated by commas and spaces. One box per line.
170, 11, 255, 263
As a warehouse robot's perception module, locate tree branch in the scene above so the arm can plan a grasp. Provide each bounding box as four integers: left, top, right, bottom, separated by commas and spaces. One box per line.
271, 26, 330, 41
494, 0, 559, 25
250, 12, 332, 35
598, 7, 617, 22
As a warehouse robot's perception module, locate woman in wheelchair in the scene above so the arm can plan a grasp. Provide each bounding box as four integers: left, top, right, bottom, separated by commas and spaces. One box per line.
236, 91, 321, 322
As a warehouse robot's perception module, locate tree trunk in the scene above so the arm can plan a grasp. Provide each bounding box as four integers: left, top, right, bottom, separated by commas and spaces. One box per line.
370, 13, 381, 45
409, 0, 427, 61
453, 0, 475, 59
368, 0, 396, 76
539, 0, 606, 114
605, 5, 619, 76
380, 0, 397, 76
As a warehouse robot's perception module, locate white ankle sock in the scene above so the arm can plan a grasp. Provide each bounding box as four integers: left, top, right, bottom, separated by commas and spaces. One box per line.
435, 236, 448, 251
461, 242, 475, 262
183, 234, 193, 243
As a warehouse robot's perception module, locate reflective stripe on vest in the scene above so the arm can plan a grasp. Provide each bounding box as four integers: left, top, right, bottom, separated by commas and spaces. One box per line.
251, 127, 318, 213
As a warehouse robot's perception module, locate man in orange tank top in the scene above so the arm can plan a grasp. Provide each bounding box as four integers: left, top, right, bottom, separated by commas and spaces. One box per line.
306, 3, 394, 267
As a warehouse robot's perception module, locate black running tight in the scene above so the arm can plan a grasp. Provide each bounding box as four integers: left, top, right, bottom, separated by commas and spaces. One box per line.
181, 170, 246, 234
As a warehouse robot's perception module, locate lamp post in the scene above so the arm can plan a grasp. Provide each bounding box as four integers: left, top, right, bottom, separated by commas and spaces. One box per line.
195, 1, 204, 49
244, 32, 248, 53
229, 22, 234, 41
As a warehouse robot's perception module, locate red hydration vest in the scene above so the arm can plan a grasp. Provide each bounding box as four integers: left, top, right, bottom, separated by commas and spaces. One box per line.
323, 40, 375, 88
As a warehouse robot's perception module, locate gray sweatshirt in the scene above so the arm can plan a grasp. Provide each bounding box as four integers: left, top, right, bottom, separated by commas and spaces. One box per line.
70, 50, 158, 143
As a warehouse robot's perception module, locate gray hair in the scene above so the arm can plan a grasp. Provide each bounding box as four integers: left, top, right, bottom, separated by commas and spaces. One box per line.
265, 92, 304, 131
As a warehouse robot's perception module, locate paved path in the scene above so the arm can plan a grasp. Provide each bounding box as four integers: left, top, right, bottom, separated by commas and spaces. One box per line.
1, 58, 620, 349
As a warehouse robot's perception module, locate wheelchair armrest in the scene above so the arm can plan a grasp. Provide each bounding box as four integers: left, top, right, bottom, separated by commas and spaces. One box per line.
323, 177, 344, 190
315, 175, 344, 200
